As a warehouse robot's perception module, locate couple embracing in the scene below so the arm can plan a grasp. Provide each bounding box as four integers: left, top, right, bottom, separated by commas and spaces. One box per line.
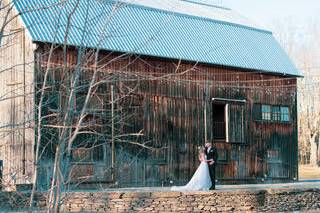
171, 142, 218, 191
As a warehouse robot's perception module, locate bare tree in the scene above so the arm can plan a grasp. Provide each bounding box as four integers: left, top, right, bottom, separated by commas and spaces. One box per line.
0, 0, 172, 211
273, 17, 320, 167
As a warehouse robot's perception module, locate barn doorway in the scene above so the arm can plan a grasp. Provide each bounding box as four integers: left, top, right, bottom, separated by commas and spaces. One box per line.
212, 103, 227, 140
211, 98, 246, 143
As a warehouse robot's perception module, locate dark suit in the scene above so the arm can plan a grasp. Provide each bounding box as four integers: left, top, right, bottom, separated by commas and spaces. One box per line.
206, 146, 218, 190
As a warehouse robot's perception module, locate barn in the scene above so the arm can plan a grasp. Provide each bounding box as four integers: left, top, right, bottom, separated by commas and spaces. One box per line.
0, 0, 301, 190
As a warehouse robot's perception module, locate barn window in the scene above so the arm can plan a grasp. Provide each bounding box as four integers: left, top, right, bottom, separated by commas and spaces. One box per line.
72, 145, 104, 162
272, 106, 281, 121
72, 148, 91, 162
71, 135, 104, 162
280, 107, 290, 122
212, 103, 227, 140
255, 104, 291, 123
261, 105, 271, 120
212, 101, 245, 143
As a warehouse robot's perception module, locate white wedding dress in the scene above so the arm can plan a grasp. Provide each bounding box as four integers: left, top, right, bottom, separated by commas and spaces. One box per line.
171, 157, 212, 191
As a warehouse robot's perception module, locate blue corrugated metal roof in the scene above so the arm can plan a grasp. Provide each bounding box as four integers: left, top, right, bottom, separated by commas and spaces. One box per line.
14, 0, 301, 76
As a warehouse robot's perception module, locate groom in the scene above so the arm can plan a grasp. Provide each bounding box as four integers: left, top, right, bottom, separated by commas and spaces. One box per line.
205, 142, 218, 190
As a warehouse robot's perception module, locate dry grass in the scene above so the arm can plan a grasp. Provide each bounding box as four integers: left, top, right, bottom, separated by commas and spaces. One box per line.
299, 164, 320, 180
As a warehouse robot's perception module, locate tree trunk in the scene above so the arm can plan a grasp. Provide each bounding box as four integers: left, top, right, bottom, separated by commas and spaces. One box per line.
317, 136, 320, 166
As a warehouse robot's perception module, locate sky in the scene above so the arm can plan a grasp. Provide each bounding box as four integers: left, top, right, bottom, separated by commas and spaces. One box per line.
219, 0, 320, 74
222, 0, 320, 30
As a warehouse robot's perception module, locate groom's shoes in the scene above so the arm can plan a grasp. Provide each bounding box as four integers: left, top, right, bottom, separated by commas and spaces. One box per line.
209, 187, 215, 190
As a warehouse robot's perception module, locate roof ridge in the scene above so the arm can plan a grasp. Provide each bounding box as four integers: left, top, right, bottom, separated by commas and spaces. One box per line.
180, 0, 231, 11
121, 0, 272, 35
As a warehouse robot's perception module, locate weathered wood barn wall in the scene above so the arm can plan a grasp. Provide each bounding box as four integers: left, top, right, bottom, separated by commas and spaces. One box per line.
0, 1, 35, 189
35, 46, 298, 188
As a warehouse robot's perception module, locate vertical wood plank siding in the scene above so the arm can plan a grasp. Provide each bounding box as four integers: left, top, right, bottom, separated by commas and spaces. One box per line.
0, 2, 36, 189
36, 46, 298, 186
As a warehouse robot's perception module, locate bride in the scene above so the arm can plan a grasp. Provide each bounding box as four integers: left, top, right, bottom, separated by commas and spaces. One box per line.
171, 146, 212, 191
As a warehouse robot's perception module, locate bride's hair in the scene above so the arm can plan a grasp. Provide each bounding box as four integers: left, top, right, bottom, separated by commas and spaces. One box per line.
198, 146, 205, 154
198, 146, 205, 161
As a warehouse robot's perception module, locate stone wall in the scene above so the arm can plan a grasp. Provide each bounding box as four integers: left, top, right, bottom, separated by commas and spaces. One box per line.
61, 188, 320, 212
0, 191, 46, 211
1, 188, 320, 212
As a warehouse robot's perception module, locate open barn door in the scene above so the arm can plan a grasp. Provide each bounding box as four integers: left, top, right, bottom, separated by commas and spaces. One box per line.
212, 98, 246, 143
227, 104, 245, 143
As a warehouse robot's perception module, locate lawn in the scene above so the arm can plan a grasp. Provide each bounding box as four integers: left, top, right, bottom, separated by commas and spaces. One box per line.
299, 164, 320, 180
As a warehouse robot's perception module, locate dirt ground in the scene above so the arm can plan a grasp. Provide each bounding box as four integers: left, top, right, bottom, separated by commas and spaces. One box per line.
299, 164, 320, 180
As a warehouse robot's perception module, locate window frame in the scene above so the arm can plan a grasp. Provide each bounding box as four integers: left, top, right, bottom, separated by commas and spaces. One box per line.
212, 102, 246, 144
71, 144, 105, 163
272, 106, 281, 121
71, 135, 105, 163
261, 105, 271, 121
254, 104, 291, 123
280, 106, 290, 122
